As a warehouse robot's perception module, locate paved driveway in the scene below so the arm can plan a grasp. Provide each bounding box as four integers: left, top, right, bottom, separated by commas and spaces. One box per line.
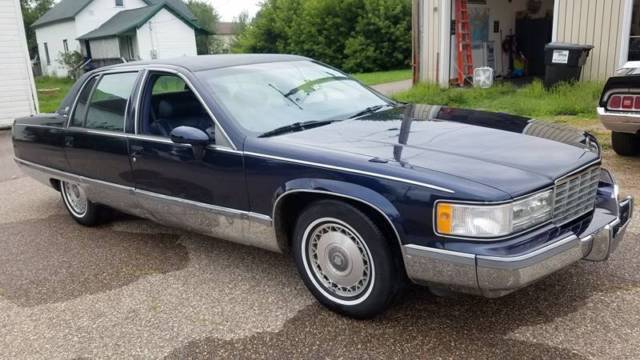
1, 129, 640, 359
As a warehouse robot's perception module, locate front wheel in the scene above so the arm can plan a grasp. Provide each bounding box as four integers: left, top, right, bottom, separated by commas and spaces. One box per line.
292, 200, 402, 318
611, 131, 640, 156
60, 180, 106, 226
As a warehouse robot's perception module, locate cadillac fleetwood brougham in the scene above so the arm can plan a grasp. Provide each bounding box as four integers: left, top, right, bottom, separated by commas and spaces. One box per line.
12, 55, 634, 318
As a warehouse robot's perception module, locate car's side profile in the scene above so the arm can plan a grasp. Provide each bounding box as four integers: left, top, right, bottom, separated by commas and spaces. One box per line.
13, 55, 633, 318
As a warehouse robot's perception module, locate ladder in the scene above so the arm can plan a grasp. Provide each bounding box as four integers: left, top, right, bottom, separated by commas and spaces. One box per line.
455, 0, 474, 86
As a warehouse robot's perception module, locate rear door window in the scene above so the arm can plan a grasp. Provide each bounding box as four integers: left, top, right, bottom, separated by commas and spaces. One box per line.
85, 72, 138, 132
70, 77, 97, 127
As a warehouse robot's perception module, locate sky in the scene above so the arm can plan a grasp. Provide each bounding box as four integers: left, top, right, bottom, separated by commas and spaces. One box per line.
208, 0, 262, 22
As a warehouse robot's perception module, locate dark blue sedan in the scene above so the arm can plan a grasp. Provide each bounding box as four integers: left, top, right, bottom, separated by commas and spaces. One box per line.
12, 55, 634, 318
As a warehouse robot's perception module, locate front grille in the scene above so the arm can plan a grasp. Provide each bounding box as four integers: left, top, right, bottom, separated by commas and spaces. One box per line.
552, 165, 600, 224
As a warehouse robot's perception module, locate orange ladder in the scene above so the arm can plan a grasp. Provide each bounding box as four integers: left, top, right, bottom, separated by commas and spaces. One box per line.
455, 0, 474, 86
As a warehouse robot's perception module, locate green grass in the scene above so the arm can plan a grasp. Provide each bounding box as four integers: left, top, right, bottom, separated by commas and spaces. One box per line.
393, 79, 604, 119
352, 69, 412, 86
35, 76, 75, 113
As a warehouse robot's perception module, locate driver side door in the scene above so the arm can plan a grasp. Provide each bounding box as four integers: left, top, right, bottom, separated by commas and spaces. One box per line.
129, 70, 253, 245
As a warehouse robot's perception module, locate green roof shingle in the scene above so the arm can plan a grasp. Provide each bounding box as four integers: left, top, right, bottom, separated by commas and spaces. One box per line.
32, 0, 93, 28
77, 5, 163, 40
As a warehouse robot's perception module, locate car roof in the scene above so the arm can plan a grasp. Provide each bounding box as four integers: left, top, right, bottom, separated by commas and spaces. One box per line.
102, 54, 311, 72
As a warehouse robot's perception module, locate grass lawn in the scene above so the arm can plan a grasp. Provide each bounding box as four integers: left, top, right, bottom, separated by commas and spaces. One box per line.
35, 77, 75, 113
393, 80, 610, 148
352, 69, 412, 86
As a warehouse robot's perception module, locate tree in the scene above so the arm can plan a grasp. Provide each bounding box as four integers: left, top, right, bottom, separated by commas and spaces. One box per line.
20, 0, 54, 59
186, 0, 220, 54
231, 0, 411, 73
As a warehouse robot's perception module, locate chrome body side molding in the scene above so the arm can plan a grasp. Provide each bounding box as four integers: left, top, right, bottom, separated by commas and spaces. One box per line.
14, 158, 281, 253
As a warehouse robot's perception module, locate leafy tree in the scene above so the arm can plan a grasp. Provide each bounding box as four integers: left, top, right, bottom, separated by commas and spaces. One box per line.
186, 0, 220, 54
343, 0, 411, 72
232, 0, 411, 73
20, 0, 54, 59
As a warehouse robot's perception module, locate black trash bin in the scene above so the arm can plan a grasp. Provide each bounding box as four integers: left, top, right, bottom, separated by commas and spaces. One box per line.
543, 42, 594, 88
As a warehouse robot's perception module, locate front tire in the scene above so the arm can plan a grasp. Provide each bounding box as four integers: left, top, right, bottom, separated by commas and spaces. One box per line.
611, 131, 640, 156
292, 200, 402, 318
60, 180, 106, 226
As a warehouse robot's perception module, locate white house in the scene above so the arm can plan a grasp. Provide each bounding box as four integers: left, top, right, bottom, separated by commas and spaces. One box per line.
414, 0, 636, 86
0, 0, 39, 128
214, 22, 239, 53
32, 0, 206, 77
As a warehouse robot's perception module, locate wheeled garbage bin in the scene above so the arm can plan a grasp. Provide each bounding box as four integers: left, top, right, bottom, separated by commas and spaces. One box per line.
544, 42, 594, 88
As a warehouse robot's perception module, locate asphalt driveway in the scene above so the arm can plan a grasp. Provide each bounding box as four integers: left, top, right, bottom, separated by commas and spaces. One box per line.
1, 129, 640, 359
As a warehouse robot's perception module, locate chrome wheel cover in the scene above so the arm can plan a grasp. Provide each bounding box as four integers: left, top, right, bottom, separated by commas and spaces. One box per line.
62, 182, 88, 217
306, 219, 373, 299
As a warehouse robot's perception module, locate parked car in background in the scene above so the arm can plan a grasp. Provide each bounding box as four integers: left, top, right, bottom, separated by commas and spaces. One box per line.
12, 55, 633, 318
598, 67, 640, 156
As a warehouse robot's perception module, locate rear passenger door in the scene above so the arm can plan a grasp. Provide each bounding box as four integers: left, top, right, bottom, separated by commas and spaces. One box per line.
65, 71, 139, 188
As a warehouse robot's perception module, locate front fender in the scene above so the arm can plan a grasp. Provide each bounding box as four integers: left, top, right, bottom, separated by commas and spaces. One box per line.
272, 178, 406, 253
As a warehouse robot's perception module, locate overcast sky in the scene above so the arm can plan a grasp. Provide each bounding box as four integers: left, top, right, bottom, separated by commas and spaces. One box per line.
208, 0, 262, 22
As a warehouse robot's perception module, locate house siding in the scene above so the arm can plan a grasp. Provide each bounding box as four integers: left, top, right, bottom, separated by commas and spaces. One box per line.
554, 0, 627, 81
0, 0, 38, 126
418, 0, 442, 84
89, 37, 121, 59
35, 20, 78, 76
136, 8, 197, 60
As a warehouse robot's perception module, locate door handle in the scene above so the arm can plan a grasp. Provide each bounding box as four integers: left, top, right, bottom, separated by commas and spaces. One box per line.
64, 135, 74, 147
130, 145, 143, 163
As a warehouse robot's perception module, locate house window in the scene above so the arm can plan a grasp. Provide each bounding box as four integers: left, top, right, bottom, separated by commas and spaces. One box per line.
629, 0, 640, 60
44, 42, 51, 65
115, 0, 123, 7
63, 39, 69, 53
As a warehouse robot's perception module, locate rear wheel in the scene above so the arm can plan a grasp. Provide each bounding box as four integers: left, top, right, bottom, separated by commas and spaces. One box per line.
60, 180, 106, 226
611, 131, 640, 156
292, 200, 402, 318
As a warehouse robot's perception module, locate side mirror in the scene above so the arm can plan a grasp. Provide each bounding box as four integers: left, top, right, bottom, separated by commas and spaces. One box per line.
169, 126, 210, 159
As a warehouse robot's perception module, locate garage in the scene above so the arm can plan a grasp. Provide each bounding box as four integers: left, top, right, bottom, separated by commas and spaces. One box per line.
414, 0, 631, 87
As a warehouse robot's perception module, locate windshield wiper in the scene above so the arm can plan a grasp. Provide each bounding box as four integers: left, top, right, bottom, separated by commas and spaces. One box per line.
349, 104, 392, 119
268, 83, 303, 110
258, 120, 339, 138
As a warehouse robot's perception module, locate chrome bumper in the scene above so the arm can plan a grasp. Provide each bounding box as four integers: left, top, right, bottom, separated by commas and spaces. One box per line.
403, 196, 634, 297
597, 107, 640, 133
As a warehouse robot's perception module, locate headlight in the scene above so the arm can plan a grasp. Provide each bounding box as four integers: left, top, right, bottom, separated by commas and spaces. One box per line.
436, 190, 553, 239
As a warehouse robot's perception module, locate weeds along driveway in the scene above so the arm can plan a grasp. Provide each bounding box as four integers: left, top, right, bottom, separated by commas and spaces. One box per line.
1, 130, 639, 359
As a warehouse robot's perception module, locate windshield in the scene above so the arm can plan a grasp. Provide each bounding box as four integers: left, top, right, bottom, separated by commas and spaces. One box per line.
197, 61, 390, 134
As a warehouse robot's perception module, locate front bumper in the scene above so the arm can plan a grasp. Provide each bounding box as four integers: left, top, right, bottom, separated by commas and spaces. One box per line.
403, 196, 634, 297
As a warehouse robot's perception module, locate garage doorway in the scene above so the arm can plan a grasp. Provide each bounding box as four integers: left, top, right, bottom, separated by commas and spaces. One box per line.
449, 0, 555, 84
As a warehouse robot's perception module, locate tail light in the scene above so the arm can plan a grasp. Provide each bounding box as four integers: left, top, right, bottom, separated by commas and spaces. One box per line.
607, 94, 640, 111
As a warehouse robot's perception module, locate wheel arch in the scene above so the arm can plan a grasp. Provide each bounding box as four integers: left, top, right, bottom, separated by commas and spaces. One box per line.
272, 179, 407, 270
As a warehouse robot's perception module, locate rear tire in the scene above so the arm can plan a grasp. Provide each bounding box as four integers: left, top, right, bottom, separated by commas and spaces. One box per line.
60, 180, 107, 226
611, 131, 640, 156
292, 200, 402, 319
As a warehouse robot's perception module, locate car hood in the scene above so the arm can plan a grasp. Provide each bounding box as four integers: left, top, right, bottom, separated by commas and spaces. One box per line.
268, 104, 600, 197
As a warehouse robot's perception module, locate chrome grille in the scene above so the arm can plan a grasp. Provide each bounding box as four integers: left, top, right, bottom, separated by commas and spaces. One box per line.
553, 166, 600, 224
